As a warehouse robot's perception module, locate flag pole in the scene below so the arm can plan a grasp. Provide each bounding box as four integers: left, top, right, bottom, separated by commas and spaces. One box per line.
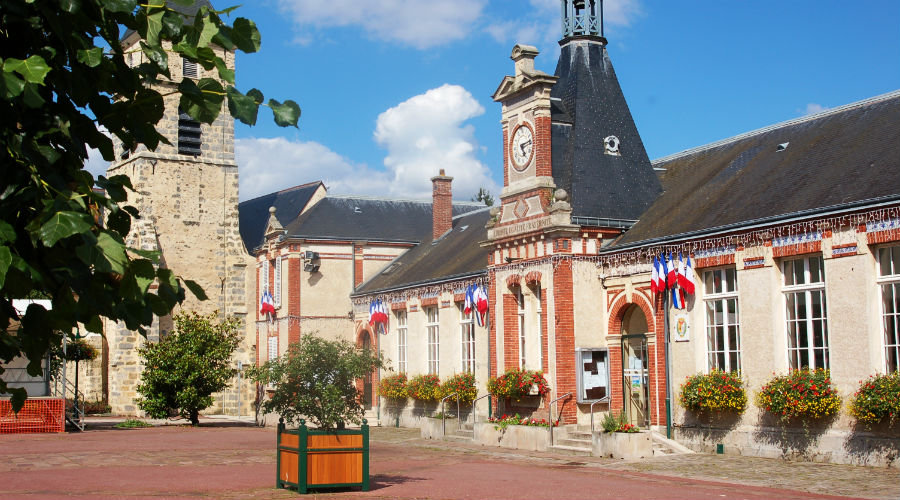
663, 285, 673, 439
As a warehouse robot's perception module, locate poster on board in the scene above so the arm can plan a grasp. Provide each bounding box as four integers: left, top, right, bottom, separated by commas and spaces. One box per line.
673, 312, 690, 342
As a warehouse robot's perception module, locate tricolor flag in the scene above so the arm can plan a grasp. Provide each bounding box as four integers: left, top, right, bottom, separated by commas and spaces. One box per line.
260, 290, 275, 316
369, 299, 388, 327
464, 285, 475, 316
666, 252, 678, 288
671, 285, 685, 310
473, 285, 489, 327
677, 253, 687, 290
655, 256, 667, 292
683, 255, 696, 295
650, 256, 659, 294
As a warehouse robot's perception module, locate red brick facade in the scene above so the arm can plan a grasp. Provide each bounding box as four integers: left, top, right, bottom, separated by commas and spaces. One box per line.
534, 115, 552, 178
552, 258, 577, 423
431, 171, 453, 240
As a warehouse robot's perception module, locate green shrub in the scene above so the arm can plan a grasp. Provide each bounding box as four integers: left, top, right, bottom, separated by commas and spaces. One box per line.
378, 372, 408, 400
600, 411, 639, 433
247, 335, 384, 430
679, 370, 747, 413
116, 419, 152, 429
850, 372, 900, 425
439, 372, 477, 403
407, 374, 441, 401
755, 369, 841, 421
487, 413, 555, 431
486, 368, 549, 400
136, 311, 242, 426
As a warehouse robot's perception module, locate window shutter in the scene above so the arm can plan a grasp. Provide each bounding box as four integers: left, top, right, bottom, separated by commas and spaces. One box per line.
273, 257, 282, 307
177, 108, 202, 156
182, 57, 198, 78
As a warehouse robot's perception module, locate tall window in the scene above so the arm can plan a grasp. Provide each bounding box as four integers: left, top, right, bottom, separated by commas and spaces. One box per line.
396, 310, 408, 374
878, 245, 900, 372
273, 257, 282, 307
516, 289, 526, 368
426, 306, 439, 375
783, 256, 828, 369
260, 260, 269, 294
177, 108, 201, 156
267, 336, 278, 362
459, 304, 475, 373
704, 268, 740, 372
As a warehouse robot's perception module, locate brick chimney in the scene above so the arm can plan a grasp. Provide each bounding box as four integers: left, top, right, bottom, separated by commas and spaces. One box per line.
431, 169, 453, 240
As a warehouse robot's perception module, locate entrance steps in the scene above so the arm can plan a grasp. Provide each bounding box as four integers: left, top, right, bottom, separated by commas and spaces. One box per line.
548, 425, 592, 456
650, 430, 695, 456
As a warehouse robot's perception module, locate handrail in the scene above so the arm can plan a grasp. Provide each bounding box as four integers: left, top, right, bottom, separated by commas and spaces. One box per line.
439, 392, 459, 436
589, 396, 611, 434
548, 392, 572, 446
471, 394, 491, 425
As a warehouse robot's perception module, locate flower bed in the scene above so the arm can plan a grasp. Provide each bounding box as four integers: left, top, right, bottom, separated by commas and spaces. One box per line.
377, 372, 407, 400
487, 368, 549, 400
487, 413, 556, 430
407, 374, 441, 402
755, 369, 841, 421
679, 370, 747, 413
599, 411, 640, 433
850, 372, 900, 425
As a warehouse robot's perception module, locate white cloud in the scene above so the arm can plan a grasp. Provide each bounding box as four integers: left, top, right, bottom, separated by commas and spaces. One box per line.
236, 137, 390, 201
374, 84, 498, 200
802, 103, 827, 116
277, 0, 486, 49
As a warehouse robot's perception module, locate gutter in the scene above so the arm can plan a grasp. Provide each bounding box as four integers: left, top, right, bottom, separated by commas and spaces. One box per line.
350, 270, 487, 299
602, 195, 900, 254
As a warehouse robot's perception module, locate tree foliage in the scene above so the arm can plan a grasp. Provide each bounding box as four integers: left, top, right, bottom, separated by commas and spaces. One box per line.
471, 187, 494, 207
248, 335, 384, 430
0, 1, 299, 410
135, 311, 241, 426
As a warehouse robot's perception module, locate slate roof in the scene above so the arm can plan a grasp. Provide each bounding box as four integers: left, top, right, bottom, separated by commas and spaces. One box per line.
237, 181, 323, 252
550, 37, 662, 223
283, 196, 483, 244
611, 91, 900, 249
352, 208, 491, 296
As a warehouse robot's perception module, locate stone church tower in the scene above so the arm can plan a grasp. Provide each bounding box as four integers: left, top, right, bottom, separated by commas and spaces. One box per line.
104, 2, 254, 415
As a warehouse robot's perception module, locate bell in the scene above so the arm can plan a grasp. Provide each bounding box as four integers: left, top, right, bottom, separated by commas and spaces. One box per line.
574, 0, 586, 9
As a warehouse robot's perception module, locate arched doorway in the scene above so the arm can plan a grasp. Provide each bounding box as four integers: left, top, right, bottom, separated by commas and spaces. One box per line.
621, 305, 650, 427
355, 323, 375, 411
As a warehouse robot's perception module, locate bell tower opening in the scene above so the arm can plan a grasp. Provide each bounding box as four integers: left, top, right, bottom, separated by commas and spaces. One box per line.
561, 0, 604, 40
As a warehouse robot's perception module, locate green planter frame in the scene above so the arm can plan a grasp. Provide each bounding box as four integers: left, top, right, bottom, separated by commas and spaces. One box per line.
276, 418, 370, 494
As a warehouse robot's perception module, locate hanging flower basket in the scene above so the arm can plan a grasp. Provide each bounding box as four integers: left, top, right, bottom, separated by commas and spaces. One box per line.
487, 368, 549, 401
65, 338, 98, 362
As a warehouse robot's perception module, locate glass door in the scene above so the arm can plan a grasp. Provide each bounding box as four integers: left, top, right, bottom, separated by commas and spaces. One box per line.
621, 335, 649, 427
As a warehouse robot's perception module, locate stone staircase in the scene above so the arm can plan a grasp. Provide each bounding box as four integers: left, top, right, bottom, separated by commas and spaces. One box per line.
548, 425, 593, 456
443, 421, 475, 443
650, 431, 695, 457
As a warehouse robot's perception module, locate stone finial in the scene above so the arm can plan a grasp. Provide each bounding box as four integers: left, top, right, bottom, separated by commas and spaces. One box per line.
550, 189, 571, 213
269, 206, 277, 215
511, 44, 539, 76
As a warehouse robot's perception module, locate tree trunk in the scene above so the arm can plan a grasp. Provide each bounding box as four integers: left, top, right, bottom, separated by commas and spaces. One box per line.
190, 410, 200, 426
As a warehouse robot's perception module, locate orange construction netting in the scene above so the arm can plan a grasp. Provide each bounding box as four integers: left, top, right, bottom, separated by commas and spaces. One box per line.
0, 398, 65, 434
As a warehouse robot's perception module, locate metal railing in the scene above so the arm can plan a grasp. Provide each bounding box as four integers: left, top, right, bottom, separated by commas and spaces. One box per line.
439, 392, 459, 436
52, 378, 85, 431
548, 392, 572, 446
589, 397, 611, 434
471, 394, 491, 425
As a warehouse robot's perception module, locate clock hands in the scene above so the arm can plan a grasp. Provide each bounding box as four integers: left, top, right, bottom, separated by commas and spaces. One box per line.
519, 139, 532, 155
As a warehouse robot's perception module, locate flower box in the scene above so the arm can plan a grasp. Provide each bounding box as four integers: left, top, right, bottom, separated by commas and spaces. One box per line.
276, 419, 369, 494
473, 421, 551, 452
593, 430, 652, 460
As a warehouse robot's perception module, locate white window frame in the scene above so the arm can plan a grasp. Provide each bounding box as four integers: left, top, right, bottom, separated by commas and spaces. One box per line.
517, 289, 526, 368
426, 306, 439, 375
273, 257, 282, 308
703, 268, 741, 372
459, 304, 475, 374
267, 335, 278, 362
782, 255, 829, 370
397, 309, 408, 374
877, 245, 900, 372
534, 287, 543, 371
261, 259, 269, 294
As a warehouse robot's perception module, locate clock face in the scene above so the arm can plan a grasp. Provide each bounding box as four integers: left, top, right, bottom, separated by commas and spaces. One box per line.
511, 124, 534, 170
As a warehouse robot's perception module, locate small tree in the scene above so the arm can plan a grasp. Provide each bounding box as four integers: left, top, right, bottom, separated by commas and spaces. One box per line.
136, 311, 241, 426
471, 187, 495, 207
248, 335, 384, 430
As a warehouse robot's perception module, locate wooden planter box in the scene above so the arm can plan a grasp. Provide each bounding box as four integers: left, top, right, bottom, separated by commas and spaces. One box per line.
276, 419, 370, 494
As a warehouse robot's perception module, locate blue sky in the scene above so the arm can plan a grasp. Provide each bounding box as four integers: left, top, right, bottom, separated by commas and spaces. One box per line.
92, 1, 900, 202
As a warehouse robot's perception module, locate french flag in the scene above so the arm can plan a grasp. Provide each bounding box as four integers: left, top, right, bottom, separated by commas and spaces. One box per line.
474, 285, 489, 327
666, 252, 678, 288
650, 256, 659, 295
671, 285, 685, 310
682, 255, 696, 295
464, 284, 475, 316
369, 299, 388, 327
260, 290, 275, 316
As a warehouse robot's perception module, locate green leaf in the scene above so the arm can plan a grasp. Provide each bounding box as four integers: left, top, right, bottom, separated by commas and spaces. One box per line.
0, 246, 11, 289
178, 78, 224, 123
197, 16, 219, 48
231, 18, 261, 53
1, 70, 25, 98
4, 56, 51, 85
268, 99, 301, 127
226, 87, 258, 126
0, 221, 16, 243
167, 0, 193, 5
106, 207, 131, 236
58, 0, 81, 13
8, 387, 26, 414
144, 9, 164, 46
102, 0, 136, 13
214, 59, 234, 84
39, 211, 93, 247
96, 232, 128, 275
76, 48, 102, 67
22, 83, 46, 108
183, 279, 208, 301
139, 41, 169, 77
161, 10, 184, 39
